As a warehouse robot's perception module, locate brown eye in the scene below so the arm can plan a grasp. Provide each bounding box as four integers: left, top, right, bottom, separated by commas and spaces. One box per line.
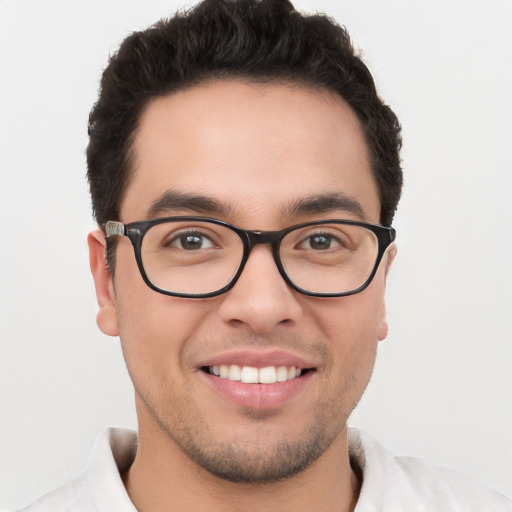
168, 232, 215, 250
299, 233, 342, 250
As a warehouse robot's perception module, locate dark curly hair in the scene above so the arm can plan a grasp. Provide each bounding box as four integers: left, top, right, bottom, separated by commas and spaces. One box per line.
87, 0, 402, 262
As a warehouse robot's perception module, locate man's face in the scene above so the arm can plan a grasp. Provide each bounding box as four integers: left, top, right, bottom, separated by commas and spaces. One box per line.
90, 80, 395, 482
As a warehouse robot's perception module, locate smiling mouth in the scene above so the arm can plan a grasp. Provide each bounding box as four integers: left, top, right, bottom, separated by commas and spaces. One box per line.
202, 365, 313, 384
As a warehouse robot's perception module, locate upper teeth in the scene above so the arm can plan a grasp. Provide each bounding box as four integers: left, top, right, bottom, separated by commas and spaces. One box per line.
210, 365, 302, 384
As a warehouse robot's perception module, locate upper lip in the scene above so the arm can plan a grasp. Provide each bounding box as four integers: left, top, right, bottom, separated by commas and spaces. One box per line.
197, 349, 317, 370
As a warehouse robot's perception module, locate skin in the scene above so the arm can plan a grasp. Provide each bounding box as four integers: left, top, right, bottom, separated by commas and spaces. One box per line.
89, 80, 396, 512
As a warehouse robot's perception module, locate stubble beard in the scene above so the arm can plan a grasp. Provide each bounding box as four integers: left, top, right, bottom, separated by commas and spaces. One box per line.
126, 332, 376, 485
137, 384, 356, 485
173, 415, 340, 484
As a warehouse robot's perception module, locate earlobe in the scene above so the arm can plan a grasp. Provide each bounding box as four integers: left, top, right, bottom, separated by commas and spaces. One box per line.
88, 229, 119, 337
377, 307, 389, 341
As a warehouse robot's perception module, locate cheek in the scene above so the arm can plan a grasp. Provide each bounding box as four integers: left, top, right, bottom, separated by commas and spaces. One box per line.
112, 248, 214, 379
115, 242, 194, 342
312, 288, 385, 346
308, 285, 386, 381
116, 292, 209, 365
114, 294, 212, 419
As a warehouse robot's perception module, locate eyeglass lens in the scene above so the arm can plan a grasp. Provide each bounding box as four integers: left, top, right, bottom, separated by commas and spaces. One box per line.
139, 220, 379, 296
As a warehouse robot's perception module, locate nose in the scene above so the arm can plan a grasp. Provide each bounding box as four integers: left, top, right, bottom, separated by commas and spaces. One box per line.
218, 245, 303, 335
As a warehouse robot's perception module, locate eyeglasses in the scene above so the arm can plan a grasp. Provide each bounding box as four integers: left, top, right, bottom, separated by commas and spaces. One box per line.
105, 216, 396, 298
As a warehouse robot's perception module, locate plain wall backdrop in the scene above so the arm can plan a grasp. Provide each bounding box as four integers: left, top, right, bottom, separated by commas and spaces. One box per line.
0, 0, 511, 508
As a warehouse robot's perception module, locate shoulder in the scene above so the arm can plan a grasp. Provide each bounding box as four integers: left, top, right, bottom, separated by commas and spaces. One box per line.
11, 475, 93, 512
12, 428, 137, 512
349, 428, 512, 512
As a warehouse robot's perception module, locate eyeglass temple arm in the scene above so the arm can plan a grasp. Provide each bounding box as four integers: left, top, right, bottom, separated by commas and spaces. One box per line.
105, 221, 126, 237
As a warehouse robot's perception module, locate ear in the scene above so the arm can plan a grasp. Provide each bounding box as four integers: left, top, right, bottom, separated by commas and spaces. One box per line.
384, 243, 397, 279
377, 244, 397, 342
88, 229, 119, 337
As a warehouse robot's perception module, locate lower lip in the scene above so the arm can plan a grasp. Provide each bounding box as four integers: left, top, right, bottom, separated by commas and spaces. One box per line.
201, 371, 313, 410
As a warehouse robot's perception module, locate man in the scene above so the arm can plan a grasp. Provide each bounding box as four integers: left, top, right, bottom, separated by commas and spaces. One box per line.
14, 0, 511, 510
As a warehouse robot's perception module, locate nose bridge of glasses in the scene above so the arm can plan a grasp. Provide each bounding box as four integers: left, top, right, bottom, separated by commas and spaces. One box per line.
240, 229, 284, 271
234, 230, 289, 291
244, 229, 283, 259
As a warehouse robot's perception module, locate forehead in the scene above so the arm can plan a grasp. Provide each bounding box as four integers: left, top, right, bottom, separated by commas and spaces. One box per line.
122, 80, 380, 226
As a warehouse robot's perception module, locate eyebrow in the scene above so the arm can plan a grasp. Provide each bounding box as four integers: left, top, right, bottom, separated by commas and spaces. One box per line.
147, 190, 232, 218
146, 189, 366, 221
284, 192, 365, 219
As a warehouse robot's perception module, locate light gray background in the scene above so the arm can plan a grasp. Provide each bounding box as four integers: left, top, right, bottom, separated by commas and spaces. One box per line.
0, 0, 511, 508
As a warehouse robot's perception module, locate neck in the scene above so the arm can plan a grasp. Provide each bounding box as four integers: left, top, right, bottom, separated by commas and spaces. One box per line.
123, 416, 360, 512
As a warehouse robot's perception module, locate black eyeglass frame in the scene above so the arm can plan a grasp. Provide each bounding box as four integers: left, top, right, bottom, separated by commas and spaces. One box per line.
105, 216, 396, 299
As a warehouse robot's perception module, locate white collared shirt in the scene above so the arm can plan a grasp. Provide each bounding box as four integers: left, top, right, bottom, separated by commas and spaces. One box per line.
13, 427, 512, 512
